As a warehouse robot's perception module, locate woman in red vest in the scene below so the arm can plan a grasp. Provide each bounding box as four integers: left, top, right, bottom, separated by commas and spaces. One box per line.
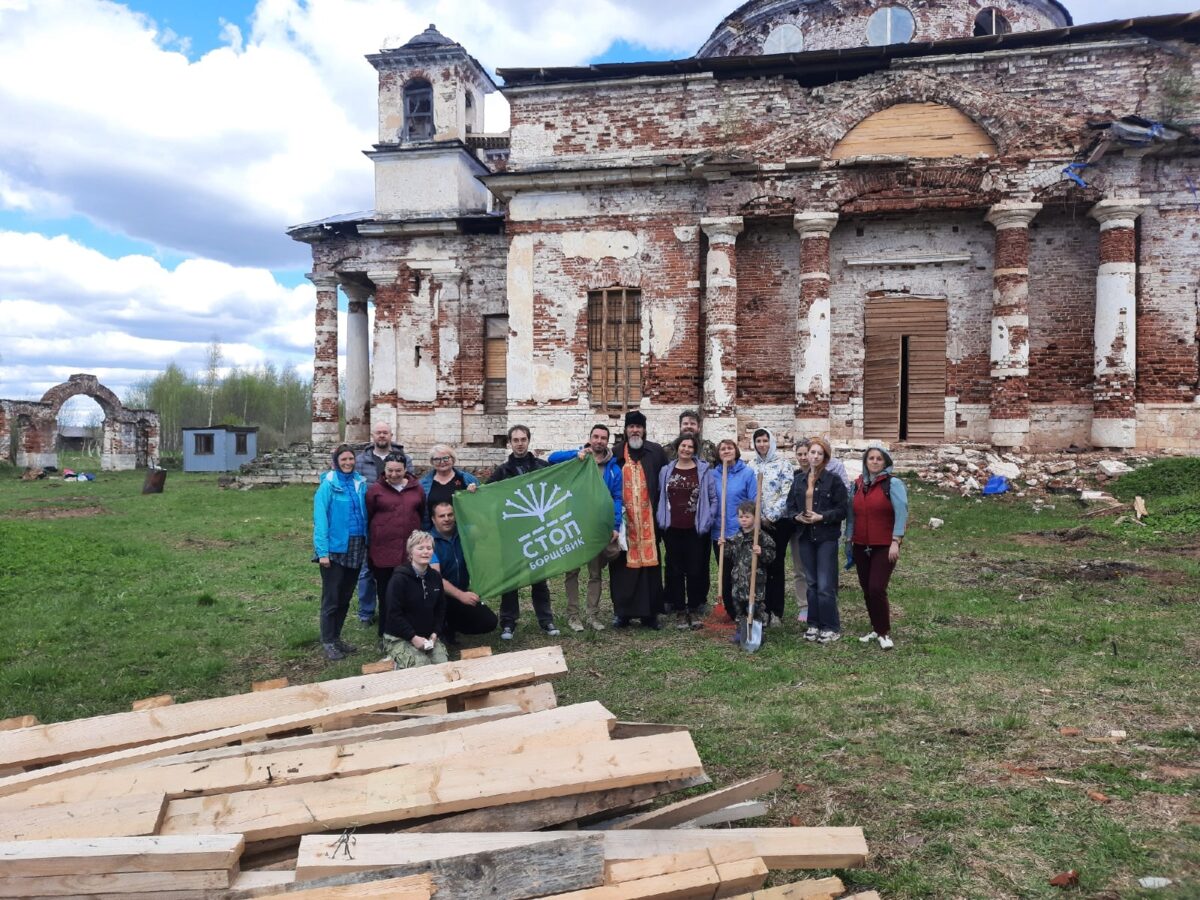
844, 445, 909, 651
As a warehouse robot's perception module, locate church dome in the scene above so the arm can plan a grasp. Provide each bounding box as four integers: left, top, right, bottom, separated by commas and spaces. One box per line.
400, 24, 456, 49
696, 0, 1073, 57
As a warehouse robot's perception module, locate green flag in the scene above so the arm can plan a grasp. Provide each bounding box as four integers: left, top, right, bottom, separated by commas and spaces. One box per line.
454, 457, 615, 599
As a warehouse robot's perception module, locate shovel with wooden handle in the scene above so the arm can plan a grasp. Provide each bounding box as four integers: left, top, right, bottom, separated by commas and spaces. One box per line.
715, 460, 729, 616
743, 471, 765, 653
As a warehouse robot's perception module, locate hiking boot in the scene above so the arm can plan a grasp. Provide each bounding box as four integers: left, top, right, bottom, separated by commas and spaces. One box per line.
334, 639, 357, 654
878, 635, 895, 651
500, 625, 514, 641
568, 619, 585, 633
541, 622, 561, 637
323, 642, 346, 661
818, 630, 841, 644
859, 631, 879, 644
588, 618, 606, 632
804, 627, 819, 642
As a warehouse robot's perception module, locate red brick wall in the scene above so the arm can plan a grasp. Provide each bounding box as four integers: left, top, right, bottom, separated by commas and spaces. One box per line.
736, 223, 800, 404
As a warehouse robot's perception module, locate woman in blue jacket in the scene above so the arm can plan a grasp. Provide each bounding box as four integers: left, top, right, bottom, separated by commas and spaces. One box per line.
708, 439, 758, 621
313, 445, 369, 661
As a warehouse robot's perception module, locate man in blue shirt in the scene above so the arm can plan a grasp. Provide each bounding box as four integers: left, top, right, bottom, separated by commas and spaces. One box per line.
429, 500, 498, 646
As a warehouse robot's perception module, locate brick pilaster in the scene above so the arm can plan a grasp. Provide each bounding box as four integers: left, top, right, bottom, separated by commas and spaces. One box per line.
793, 211, 839, 438
700, 216, 744, 437
307, 271, 341, 447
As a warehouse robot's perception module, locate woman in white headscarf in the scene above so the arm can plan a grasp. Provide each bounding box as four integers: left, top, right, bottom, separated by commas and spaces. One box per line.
746, 427, 793, 626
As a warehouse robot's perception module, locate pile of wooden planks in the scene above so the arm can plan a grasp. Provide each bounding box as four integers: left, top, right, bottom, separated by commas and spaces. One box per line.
0, 646, 877, 899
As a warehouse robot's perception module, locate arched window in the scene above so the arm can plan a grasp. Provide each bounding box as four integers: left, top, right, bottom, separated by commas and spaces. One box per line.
974, 8, 1012, 36
867, 5, 916, 46
763, 23, 804, 54
403, 79, 435, 141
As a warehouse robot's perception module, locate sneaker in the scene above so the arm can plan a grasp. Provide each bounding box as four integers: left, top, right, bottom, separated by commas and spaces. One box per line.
568, 619, 585, 633
878, 635, 895, 651
358, 616, 374, 627
804, 627, 820, 642
818, 630, 841, 644
542, 623, 561, 637
675, 613, 690, 630
762, 613, 775, 629
322, 642, 346, 661
500, 625, 514, 641
588, 618, 607, 632
859, 631, 879, 644
334, 639, 358, 654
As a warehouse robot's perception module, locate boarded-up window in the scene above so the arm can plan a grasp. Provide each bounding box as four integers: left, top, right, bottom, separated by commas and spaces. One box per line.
235, 432, 248, 455
863, 298, 948, 444
832, 103, 997, 159
588, 288, 642, 411
484, 315, 508, 414
194, 433, 214, 455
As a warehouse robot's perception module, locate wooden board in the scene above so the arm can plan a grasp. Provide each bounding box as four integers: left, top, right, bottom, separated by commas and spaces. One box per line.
145, 706, 524, 767
295, 827, 867, 878
163, 732, 704, 842
406, 775, 710, 834
863, 298, 948, 444
247, 834, 604, 900
676, 800, 768, 828
614, 773, 781, 830
863, 333, 901, 442
7, 704, 615, 807
0, 717, 38, 732
725, 877, 846, 899
0, 668, 537, 798
458, 647, 493, 660
253, 678, 290, 692
0, 647, 566, 769
277, 874, 434, 899
604, 844, 757, 884
832, 102, 997, 160
0, 834, 244, 876
460, 682, 557, 713
0, 793, 166, 841
130, 694, 174, 712
0, 867, 233, 897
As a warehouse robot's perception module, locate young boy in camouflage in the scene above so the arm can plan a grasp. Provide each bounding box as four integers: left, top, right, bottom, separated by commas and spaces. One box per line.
726, 500, 775, 643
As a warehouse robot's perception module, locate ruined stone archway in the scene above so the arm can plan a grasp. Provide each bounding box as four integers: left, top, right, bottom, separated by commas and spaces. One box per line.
0, 374, 160, 471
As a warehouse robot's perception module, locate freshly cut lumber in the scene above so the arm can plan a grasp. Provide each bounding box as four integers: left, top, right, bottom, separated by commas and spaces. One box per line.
725, 876, 846, 899
604, 844, 757, 883
147, 706, 524, 766
296, 827, 867, 878
0, 667, 537, 798
539, 862, 727, 899
676, 800, 768, 828
0, 716, 39, 732
246, 833, 604, 900
0, 793, 167, 841
614, 773, 782, 830
359, 660, 393, 675
280, 874, 433, 899
458, 646, 493, 660
130, 694, 174, 712
0, 646, 566, 768
406, 775, 710, 833
7, 703, 615, 807
164, 732, 704, 842
0, 835, 244, 876
253, 678, 289, 692
0, 867, 233, 897
460, 681, 557, 713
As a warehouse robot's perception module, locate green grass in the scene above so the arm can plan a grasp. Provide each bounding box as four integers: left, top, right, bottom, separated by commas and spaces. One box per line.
1, 460, 1197, 898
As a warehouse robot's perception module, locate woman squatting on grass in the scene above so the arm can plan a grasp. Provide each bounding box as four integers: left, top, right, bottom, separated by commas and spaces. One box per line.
845, 445, 909, 651
381, 530, 449, 668
313, 444, 369, 661
786, 437, 848, 644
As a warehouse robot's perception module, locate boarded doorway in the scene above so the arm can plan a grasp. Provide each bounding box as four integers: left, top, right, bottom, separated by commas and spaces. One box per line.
863, 297, 948, 443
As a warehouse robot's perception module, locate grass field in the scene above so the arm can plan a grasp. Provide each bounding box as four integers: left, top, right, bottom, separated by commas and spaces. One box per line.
1, 457, 1196, 898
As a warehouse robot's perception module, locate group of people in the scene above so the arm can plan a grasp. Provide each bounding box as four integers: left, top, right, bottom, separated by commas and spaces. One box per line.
312, 410, 909, 667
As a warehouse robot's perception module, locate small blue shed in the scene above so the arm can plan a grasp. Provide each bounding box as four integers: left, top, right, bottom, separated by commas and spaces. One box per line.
182, 426, 258, 472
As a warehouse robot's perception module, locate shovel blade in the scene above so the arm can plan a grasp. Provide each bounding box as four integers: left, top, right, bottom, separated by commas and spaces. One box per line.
743, 619, 763, 653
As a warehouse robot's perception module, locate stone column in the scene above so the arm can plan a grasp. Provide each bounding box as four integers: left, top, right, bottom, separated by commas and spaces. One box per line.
308, 271, 341, 447
1088, 198, 1150, 448
793, 212, 839, 438
366, 267, 401, 437
340, 281, 373, 444
700, 216, 744, 438
984, 202, 1042, 448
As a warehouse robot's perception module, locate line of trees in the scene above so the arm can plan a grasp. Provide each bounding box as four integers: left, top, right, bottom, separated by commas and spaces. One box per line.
125, 352, 312, 457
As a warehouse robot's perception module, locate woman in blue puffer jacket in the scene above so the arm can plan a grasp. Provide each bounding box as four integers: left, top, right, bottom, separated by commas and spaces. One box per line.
313, 444, 369, 661
707, 438, 758, 621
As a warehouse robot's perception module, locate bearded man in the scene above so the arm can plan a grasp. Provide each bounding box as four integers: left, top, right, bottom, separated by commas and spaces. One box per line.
610, 410, 668, 629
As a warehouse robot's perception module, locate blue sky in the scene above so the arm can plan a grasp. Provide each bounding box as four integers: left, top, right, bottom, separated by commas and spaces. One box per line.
0, 0, 1191, 406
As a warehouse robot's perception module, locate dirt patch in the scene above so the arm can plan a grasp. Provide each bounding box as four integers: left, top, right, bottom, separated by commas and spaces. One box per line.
175, 537, 237, 551
1014, 527, 1101, 548
8, 504, 106, 520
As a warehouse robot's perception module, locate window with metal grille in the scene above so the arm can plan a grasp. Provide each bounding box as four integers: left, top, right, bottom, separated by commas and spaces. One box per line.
484, 315, 508, 414
973, 8, 1011, 36
194, 433, 214, 456
403, 80, 435, 141
587, 288, 643, 411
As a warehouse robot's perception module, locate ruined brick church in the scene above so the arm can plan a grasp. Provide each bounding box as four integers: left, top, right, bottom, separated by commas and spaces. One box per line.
291, 1, 1200, 461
